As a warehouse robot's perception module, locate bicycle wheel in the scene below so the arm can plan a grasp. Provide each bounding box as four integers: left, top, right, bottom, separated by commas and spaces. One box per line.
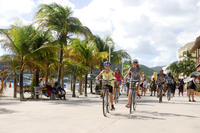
167, 89, 171, 101
159, 87, 162, 103
106, 89, 110, 114
130, 90, 133, 114
103, 89, 109, 117
114, 88, 118, 104
133, 89, 137, 111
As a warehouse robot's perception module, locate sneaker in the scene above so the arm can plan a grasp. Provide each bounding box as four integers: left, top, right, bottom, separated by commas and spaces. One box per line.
192, 100, 196, 102
111, 105, 115, 111
189, 100, 191, 102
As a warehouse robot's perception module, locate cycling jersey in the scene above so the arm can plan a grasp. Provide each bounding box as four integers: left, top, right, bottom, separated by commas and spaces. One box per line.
129, 67, 141, 81
115, 73, 122, 82
166, 75, 174, 84
102, 70, 114, 86
157, 74, 167, 85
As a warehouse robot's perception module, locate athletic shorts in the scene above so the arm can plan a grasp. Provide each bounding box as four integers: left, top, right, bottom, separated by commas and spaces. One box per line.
105, 85, 113, 93
114, 81, 121, 88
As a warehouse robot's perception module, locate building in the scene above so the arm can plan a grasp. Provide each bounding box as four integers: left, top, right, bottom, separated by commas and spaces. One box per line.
178, 42, 195, 61
191, 36, 200, 71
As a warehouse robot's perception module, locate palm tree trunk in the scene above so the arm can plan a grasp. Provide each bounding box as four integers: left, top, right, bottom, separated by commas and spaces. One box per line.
58, 47, 63, 84
79, 79, 83, 95
45, 64, 49, 85
70, 74, 73, 92
19, 69, 24, 101
85, 74, 88, 97
35, 68, 40, 87
13, 71, 17, 98
61, 65, 64, 89
90, 69, 93, 94
72, 74, 76, 97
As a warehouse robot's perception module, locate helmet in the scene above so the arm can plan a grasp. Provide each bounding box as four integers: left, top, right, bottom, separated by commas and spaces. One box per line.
133, 59, 138, 64
104, 61, 111, 66
115, 68, 120, 71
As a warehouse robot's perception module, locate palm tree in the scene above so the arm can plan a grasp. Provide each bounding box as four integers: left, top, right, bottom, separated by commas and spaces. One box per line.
70, 38, 108, 96
0, 25, 36, 100
35, 3, 92, 86
0, 55, 19, 98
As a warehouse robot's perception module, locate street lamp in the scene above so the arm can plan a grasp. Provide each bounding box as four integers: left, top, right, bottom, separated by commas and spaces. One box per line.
107, 41, 113, 62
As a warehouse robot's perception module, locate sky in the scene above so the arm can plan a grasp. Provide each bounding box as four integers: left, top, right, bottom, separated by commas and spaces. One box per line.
0, 0, 200, 67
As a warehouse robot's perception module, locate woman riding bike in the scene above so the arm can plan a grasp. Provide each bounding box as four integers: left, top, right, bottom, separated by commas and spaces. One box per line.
96, 61, 116, 111
114, 68, 123, 97
124, 59, 143, 108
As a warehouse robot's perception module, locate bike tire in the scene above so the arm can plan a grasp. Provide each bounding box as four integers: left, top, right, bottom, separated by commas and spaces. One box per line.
103, 90, 108, 117
106, 89, 110, 114
159, 88, 162, 103
133, 90, 137, 111
130, 91, 133, 114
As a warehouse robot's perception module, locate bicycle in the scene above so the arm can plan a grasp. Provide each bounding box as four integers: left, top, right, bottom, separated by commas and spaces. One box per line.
158, 82, 165, 103
129, 80, 139, 114
166, 84, 173, 101
98, 79, 114, 117
114, 81, 120, 104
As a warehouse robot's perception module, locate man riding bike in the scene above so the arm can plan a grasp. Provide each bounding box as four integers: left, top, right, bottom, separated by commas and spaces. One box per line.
156, 70, 167, 101
96, 61, 116, 111
124, 59, 143, 108
166, 72, 175, 97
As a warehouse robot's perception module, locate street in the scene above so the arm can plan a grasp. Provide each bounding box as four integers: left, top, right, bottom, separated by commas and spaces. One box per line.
0, 92, 200, 133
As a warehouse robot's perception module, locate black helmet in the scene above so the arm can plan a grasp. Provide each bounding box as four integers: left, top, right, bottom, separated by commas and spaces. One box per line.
133, 59, 138, 64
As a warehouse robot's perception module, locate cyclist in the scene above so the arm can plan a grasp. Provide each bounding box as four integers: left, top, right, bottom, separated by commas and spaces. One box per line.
156, 70, 167, 97
114, 68, 123, 96
96, 61, 116, 110
150, 78, 157, 96
124, 59, 143, 108
166, 72, 175, 96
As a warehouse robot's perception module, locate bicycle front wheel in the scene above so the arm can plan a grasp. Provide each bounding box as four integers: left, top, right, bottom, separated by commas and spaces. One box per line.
159, 88, 163, 103
130, 91, 133, 114
133, 90, 137, 111
103, 89, 109, 117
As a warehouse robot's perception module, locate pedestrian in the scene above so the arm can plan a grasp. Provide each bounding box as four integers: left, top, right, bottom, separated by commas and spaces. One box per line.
178, 79, 184, 96
142, 78, 147, 96
187, 74, 198, 102
150, 78, 156, 96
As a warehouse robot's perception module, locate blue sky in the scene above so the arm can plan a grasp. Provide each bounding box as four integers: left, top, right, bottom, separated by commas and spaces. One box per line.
0, 0, 200, 67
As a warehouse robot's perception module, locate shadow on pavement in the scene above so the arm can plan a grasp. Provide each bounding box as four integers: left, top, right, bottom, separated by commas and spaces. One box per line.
111, 113, 165, 120
48, 98, 102, 107
138, 110, 199, 118
0, 108, 16, 115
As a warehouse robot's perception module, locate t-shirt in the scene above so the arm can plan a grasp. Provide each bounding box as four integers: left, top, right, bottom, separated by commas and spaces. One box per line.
157, 74, 167, 85
129, 67, 141, 81
115, 73, 122, 82
166, 75, 174, 84
102, 70, 114, 86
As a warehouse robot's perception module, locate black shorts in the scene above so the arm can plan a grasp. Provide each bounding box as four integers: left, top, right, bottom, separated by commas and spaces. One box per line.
104, 85, 113, 93
187, 81, 196, 90
126, 82, 130, 88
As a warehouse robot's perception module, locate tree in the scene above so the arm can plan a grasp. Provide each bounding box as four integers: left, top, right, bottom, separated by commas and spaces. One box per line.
35, 3, 92, 87
0, 55, 19, 98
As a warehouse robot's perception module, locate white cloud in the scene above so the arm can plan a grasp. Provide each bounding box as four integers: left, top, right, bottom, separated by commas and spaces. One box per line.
74, 0, 200, 66
1, 0, 200, 66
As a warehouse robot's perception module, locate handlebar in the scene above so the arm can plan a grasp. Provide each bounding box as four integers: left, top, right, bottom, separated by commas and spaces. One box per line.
97, 79, 115, 81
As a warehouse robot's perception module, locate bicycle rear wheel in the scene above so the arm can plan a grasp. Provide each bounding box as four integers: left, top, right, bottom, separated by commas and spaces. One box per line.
167, 89, 171, 101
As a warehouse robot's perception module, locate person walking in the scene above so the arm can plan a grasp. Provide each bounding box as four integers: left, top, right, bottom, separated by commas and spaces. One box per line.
150, 78, 156, 96
178, 79, 184, 96
187, 74, 198, 102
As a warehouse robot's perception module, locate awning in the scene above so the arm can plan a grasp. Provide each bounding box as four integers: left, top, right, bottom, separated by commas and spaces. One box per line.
191, 36, 200, 52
